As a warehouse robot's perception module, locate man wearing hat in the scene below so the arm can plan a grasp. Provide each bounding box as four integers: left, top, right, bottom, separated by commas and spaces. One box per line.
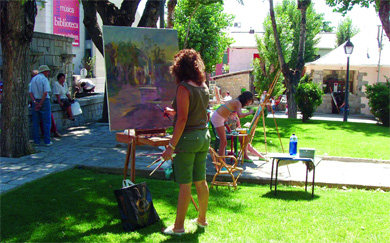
29, 65, 52, 146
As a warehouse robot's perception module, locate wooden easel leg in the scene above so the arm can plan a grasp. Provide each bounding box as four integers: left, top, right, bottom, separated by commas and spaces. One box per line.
130, 139, 136, 182
262, 110, 267, 153
123, 139, 132, 180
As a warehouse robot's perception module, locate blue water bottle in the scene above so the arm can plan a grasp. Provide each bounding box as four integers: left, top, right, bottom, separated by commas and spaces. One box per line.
289, 134, 298, 156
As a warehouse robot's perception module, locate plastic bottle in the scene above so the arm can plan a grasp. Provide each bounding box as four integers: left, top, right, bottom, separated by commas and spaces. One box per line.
289, 134, 298, 156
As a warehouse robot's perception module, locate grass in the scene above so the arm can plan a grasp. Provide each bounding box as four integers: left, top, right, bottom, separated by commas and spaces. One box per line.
230, 116, 390, 160
1, 168, 390, 242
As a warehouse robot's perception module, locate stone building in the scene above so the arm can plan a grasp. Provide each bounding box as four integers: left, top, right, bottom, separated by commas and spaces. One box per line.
306, 29, 390, 116
210, 70, 254, 100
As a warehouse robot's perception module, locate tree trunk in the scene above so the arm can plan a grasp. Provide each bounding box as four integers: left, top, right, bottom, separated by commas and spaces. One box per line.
138, 0, 162, 27
379, 0, 390, 41
82, 0, 104, 55
269, 0, 309, 119
82, 0, 141, 56
286, 72, 300, 118
0, 0, 37, 157
167, 0, 177, 28
100, 83, 109, 123
183, 4, 200, 48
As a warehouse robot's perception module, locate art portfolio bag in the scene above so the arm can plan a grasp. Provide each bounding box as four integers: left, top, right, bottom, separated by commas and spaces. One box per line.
114, 156, 160, 231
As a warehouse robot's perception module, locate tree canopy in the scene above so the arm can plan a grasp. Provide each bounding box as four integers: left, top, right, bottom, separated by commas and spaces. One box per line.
173, 0, 234, 73
253, 0, 323, 101
335, 17, 359, 46
326, 0, 389, 41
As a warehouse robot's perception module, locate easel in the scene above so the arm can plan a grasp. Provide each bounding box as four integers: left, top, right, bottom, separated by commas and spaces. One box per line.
116, 128, 199, 211
247, 71, 284, 153
252, 71, 291, 176
116, 128, 170, 182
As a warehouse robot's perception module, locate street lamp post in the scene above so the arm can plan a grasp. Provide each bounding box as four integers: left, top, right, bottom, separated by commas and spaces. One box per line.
343, 39, 354, 122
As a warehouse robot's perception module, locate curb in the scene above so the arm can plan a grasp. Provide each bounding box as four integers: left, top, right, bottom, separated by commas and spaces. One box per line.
320, 156, 390, 164
78, 165, 390, 192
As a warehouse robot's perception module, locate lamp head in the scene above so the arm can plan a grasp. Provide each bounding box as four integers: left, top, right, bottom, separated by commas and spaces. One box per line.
344, 39, 354, 55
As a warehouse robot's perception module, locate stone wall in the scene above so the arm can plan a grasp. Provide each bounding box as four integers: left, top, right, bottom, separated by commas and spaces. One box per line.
210, 70, 253, 99
0, 32, 75, 99
29, 93, 104, 133
30, 32, 75, 92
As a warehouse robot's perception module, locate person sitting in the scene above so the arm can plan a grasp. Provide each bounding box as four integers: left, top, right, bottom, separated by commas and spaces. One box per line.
210, 91, 254, 159
53, 73, 75, 121
225, 112, 265, 161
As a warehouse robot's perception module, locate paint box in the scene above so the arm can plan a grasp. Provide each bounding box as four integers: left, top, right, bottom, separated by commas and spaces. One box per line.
299, 148, 315, 159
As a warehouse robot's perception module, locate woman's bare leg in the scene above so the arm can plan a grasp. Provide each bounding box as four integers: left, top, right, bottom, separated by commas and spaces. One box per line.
194, 180, 209, 225
173, 183, 192, 231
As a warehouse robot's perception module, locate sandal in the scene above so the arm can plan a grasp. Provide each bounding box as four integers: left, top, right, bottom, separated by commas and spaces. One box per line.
162, 225, 185, 236
244, 158, 253, 163
190, 218, 208, 228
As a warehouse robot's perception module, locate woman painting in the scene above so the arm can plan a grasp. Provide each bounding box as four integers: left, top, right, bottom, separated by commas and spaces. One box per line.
162, 49, 210, 235
210, 91, 254, 157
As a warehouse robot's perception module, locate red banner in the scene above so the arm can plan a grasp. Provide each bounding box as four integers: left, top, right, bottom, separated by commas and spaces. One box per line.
53, 0, 80, 46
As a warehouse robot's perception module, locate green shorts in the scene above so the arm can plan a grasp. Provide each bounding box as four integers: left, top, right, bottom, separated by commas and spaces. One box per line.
172, 129, 211, 184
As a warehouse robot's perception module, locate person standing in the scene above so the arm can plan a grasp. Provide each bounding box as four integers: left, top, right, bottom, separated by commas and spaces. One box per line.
260, 90, 267, 103
161, 49, 210, 235
271, 97, 276, 112
30, 70, 61, 138
29, 65, 52, 146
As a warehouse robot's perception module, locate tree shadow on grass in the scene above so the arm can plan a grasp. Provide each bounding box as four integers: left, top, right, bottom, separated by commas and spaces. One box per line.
261, 190, 320, 201
0, 168, 236, 242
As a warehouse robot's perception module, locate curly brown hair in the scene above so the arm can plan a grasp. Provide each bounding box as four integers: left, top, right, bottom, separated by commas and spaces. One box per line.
170, 49, 206, 85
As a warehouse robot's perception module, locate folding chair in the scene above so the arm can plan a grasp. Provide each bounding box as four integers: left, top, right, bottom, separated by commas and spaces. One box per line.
209, 147, 243, 189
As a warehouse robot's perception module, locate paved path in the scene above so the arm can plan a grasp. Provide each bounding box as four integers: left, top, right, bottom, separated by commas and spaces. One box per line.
1, 118, 389, 195
270, 111, 378, 124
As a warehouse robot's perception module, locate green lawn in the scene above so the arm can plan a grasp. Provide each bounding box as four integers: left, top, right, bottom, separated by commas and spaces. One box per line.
1, 168, 389, 242
235, 117, 390, 160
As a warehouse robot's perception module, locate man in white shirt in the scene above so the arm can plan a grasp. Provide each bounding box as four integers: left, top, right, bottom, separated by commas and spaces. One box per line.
29, 65, 52, 146
53, 73, 75, 120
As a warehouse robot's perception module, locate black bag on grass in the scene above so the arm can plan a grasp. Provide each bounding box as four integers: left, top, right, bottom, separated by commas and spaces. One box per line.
114, 180, 160, 231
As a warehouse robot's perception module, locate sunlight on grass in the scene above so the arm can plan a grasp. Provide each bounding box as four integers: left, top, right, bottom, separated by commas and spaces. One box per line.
234, 117, 390, 160
1, 168, 389, 242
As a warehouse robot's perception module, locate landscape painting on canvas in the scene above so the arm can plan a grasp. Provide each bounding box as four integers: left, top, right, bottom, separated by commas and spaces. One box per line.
103, 26, 178, 131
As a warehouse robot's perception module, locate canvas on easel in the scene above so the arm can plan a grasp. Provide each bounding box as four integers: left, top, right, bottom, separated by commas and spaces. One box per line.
103, 26, 179, 131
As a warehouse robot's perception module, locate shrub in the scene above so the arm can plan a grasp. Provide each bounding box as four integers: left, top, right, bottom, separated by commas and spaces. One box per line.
365, 81, 390, 127
295, 76, 323, 122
